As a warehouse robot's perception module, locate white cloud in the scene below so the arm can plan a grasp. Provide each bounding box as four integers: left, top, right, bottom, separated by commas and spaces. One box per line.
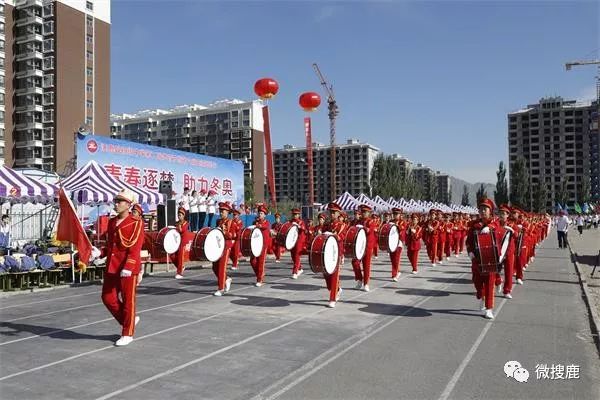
315, 6, 336, 22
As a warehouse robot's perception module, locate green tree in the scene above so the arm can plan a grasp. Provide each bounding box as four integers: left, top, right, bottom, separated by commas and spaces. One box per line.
509, 157, 529, 210
244, 176, 254, 204
494, 161, 509, 205
555, 180, 569, 208
532, 182, 548, 213
476, 183, 487, 205
577, 174, 591, 205
461, 185, 470, 206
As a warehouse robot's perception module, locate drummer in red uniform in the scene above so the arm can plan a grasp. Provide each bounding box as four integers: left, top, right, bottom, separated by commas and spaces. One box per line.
389, 207, 404, 281
405, 213, 423, 274
426, 209, 441, 266
229, 208, 243, 270
213, 202, 236, 296
290, 208, 307, 279
101, 189, 145, 347
351, 204, 378, 292
173, 207, 189, 279
324, 202, 346, 307
496, 204, 516, 299
250, 205, 271, 287
466, 198, 503, 319
269, 213, 283, 263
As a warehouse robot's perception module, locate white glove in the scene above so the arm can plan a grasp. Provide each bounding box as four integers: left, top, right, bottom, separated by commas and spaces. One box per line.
137, 273, 143, 286
120, 269, 132, 277
517, 224, 523, 229
410, 228, 416, 234
468, 252, 475, 260
480, 227, 490, 234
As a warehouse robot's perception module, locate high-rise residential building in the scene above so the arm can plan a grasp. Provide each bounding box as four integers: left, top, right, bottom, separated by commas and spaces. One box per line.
412, 164, 438, 201
390, 153, 412, 178
2, 0, 110, 172
110, 99, 266, 201
273, 139, 381, 204
436, 172, 451, 204
508, 97, 599, 207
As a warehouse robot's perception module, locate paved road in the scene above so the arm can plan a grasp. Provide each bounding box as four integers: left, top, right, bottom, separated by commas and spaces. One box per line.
1, 232, 599, 400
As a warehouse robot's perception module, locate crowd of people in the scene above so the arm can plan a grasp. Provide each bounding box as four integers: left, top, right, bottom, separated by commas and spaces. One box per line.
98, 188, 556, 346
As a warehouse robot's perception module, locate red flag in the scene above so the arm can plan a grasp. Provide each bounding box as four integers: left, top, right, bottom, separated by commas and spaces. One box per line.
56, 188, 93, 271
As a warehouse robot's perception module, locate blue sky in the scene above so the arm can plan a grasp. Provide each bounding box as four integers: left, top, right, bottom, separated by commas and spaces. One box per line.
110, 0, 599, 184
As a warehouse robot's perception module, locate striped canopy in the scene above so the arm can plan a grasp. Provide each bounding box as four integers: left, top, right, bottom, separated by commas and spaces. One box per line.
0, 165, 58, 202
61, 160, 164, 205
319, 191, 359, 211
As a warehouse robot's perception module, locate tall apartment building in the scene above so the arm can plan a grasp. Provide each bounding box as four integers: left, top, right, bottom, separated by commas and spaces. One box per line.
2, 0, 110, 172
110, 99, 266, 201
273, 139, 381, 205
436, 173, 451, 204
390, 153, 412, 178
508, 97, 599, 207
1, 3, 6, 164
412, 164, 437, 201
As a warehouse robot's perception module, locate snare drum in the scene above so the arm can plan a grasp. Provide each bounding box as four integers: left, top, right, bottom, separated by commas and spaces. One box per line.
156, 227, 181, 255
240, 226, 264, 258
474, 231, 500, 275
191, 227, 225, 262
343, 226, 367, 260
276, 222, 299, 250
309, 234, 340, 275
378, 223, 400, 252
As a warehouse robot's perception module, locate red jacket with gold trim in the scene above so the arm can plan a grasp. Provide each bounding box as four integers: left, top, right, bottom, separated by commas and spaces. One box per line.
105, 214, 145, 275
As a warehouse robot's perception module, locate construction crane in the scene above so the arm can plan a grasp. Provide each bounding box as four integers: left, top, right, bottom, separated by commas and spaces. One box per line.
565, 60, 600, 70
313, 63, 339, 202
565, 59, 600, 101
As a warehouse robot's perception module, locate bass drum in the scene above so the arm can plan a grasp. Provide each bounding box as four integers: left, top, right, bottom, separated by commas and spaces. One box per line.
276, 222, 299, 250
156, 227, 181, 255
309, 234, 340, 275
240, 226, 264, 258
343, 226, 367, 260
378, 223, 400, 252
191, 227, 225, 262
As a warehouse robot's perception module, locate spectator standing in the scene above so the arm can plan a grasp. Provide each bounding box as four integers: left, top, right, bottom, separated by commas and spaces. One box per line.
576, 214, 584, 235
556, 211, 570, 248
189, 190, 199, 231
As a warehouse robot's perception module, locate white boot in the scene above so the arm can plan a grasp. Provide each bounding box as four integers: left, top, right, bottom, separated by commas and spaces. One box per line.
363, 284, 370, 292
134, 316, 140, 326
175, 274, 183, 279
336, 288, 343, 301
479, 299, 486, 311
516, 279, 523, 285
115, 336, 133, 346
354, 280, 363, 290
328, 301, 336, 308
225, 277, 232, 292
496, 285, 502, 295
484, 309, 495, 319
505, 292, 513, 299
213, 290, 223, 297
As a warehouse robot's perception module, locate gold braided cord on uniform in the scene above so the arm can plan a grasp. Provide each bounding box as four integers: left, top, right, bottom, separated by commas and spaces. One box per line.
118, 219, 143, 249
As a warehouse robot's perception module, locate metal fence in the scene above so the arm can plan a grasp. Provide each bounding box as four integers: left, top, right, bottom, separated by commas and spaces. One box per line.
9, 207, 56, 244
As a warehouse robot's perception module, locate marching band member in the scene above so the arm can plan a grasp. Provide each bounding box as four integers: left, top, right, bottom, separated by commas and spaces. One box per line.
229, 208, 243, 270
466, 198, 504, 319
372, 213, 380, 259
406, 213, 423, 274
101, 189, 145, 347
173, 207, 189, 279
269, 213, 283, 263
324, 202, 346, 307
290, 208, 307, 279
451, 213, 462, 257
316, 212, 327, 234
213, 202, 235, 296
443, 213, 454, 260
437, 212, 448, 263
460, 213, 469, 254
511, 207, 527, 285
389, 207, 404, 281
351, 204, 378, 291
250, 205, 271, 287
426, 209, 441, 266
131, 203, 143, 219
496, 204, 516, 299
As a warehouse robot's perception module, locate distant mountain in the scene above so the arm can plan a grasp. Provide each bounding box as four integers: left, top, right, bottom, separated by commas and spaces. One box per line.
450, 177, 496, 206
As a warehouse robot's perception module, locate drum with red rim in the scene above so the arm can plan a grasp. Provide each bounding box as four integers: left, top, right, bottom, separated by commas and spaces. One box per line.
276, 222, 299, 250
475, 230, 508, 275
309, 233, 340, 275
378, 223, 400, 252
343, 225, 367, 260
155, 227, 181, 256
240, 226, 264, 257
191, 227, 225, 262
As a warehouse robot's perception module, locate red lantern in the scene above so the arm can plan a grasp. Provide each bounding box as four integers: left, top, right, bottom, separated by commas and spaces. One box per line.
299, 92, 321, 112
254, 78, 279, 99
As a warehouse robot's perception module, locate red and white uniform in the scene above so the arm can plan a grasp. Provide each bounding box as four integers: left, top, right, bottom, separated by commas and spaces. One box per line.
250, 218, 271, 283
290, 217, 307, 275
406, 223, 423, 272
324, 219, 346, 301
229, 216, 244, 268
389, 218, 405, 278
351, 217, 378, 285
213, 217, 236, 290
101, 214, 145, 337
